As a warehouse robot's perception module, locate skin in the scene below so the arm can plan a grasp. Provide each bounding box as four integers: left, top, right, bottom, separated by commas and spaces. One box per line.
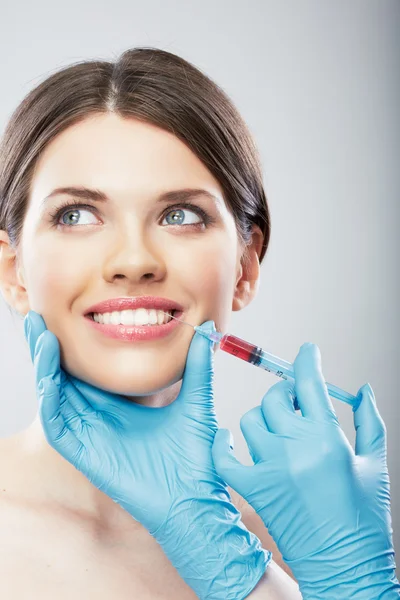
0, 113, 298, 597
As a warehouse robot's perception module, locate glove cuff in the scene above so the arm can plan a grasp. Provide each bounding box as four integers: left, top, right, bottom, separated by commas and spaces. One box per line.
152, 494, 272, 600
286, 545, 400, 599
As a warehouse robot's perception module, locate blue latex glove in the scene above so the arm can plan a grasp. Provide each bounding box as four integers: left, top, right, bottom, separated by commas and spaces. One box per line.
212, 342, 400, 599
23, 310, 271, 600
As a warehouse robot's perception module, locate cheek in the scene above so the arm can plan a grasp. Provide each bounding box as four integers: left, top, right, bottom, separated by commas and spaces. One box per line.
22, 236, 90, 320
180, 240, 238, 329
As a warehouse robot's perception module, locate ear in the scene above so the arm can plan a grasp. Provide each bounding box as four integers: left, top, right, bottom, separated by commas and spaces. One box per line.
232, 224, 263, 312
0, 230, 29, 316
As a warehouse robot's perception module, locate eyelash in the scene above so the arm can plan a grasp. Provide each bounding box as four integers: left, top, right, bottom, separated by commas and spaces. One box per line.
48, 199, 216, 230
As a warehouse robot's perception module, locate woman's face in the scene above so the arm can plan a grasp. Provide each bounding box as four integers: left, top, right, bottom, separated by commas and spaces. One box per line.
14, 114, 258, 405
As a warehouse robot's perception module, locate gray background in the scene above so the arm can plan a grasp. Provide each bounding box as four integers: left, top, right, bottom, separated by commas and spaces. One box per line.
1, 0, 399, 574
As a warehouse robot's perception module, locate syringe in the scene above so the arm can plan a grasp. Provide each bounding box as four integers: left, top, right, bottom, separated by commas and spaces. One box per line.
163, 310, 359, 409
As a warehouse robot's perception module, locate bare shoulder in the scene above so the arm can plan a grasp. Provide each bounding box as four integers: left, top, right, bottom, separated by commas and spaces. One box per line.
0, 434, 31, 570
227, 485, 297, 582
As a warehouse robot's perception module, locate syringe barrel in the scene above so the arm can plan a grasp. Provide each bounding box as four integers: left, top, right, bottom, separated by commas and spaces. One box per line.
220, 334, 263, 365
219, 333, 359, 409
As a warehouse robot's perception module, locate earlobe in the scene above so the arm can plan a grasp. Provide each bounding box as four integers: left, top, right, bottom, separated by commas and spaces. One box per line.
232, 225, 263, 312
232, 281, 251, 312
0, 230, 27, 314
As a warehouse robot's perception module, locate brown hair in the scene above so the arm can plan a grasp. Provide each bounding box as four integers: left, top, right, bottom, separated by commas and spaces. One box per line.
0, 47, 271, 316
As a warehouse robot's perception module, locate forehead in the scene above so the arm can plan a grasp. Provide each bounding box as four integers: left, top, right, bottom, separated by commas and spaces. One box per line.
31, 113, 225, 200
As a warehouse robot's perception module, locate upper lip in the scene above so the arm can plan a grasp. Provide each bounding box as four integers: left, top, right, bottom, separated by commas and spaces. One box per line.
84, 296, 184, 315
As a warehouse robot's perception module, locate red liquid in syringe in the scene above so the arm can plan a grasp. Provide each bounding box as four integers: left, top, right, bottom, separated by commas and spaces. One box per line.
219, 333, 263, 366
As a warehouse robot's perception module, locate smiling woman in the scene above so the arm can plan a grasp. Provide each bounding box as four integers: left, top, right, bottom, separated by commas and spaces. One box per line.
0, 48, 299, 599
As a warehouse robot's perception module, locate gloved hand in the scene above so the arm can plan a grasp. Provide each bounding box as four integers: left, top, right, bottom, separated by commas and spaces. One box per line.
23, 309, 271, 600
212, 342, 400, 599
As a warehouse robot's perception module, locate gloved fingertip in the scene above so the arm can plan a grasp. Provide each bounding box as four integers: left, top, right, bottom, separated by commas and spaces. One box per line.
354, 382, 376, 411
366, 382, 376, 402
212, 429, 245, 488
198, 320, 216, 333
213, 428, 232, 451
300, 342, 314, 351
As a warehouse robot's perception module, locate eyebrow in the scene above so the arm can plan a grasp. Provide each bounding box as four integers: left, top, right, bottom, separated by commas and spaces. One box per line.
41, 186, 221, 209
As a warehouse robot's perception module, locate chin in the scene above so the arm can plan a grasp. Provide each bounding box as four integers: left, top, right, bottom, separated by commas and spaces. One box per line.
77, 368, 184, 398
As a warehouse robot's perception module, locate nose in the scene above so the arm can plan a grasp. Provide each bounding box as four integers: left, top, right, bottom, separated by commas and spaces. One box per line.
102, 223, 166, 285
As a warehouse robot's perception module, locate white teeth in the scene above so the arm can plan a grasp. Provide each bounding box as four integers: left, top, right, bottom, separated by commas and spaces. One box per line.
92, 308, 174, 326
110, 312, 120, 325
